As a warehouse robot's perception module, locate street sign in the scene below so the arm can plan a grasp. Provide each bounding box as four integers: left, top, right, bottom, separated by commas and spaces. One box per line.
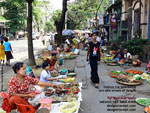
110, 14, 117, 29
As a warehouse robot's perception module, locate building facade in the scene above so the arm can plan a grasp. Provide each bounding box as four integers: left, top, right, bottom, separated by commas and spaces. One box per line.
0, 0, 10, 36
122, 0, 150, 40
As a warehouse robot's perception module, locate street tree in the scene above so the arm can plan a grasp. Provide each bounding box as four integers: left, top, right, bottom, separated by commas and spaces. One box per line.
33, 0, 50, 32
0, 0, 26, 33
67, 0, 98, 29
26, 0, 36, 66
66, 0, 111, 29
44, 20, 56, 32
54, 0, 68, 45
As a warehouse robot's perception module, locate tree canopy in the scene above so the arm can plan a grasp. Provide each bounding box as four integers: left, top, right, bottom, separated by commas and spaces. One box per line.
0, 0, 26, 33
66, 0, 111, 29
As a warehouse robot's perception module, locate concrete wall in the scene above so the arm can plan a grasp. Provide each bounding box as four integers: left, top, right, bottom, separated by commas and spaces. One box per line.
122, 0, 128, 21
131, 0, 149, 39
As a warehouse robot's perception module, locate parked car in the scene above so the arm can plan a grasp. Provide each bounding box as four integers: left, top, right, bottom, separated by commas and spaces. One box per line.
6, 33, 14, 40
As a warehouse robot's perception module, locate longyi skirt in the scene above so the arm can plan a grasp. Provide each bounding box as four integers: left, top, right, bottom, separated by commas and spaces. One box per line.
5, 51, 13, 60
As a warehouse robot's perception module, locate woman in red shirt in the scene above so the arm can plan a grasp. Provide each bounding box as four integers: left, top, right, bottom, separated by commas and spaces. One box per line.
8, 62, 57, 110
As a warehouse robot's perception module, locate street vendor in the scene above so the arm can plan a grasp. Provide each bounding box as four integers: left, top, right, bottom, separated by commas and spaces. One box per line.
123, 49, 132, 63
113, 48, 124, 61
40, 61, 57, 83
48, 53, 59, 73
64, 42, 72, 52
8, 62, 57, 110
147, 61, 150, 73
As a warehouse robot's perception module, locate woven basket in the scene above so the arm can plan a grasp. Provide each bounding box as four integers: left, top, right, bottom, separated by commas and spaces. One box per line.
35, 58, 44, 65
132, 55, 139, 60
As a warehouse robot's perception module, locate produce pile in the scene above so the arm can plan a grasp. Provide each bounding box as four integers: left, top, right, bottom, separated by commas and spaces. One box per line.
109, 69, 145, 85
145, 107, 150, 113
136, 98, 150, 106
39, 69, 82, 113
64, 55, 76, 60
126, 70, 143, 74
109, 71, 124, 78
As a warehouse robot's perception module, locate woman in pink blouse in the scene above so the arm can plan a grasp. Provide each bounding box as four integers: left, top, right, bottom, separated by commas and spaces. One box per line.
8, 62, 57, 110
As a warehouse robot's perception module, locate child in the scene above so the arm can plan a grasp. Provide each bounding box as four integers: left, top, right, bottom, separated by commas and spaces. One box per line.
40, 61, 57, 83
0, 41, 5, 65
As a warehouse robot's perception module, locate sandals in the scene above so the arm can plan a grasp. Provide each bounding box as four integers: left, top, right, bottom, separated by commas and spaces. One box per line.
94, 84, 99, 88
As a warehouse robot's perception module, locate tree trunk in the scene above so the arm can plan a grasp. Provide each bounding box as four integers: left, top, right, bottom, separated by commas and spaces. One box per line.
55, 0, 67, 45
27, 2, 36, 66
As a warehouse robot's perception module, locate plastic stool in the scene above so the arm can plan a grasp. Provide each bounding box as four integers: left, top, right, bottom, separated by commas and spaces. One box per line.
16, 103, 35, 113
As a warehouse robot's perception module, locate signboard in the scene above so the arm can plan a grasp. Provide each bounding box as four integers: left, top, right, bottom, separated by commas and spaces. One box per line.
110, 14, 117, 29
148, 9, 150, 40
98, 16, 104, 25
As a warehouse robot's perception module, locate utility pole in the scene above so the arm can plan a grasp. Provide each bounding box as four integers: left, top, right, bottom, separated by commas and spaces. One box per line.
138, 0, 141, 38
65, 10, 68, 30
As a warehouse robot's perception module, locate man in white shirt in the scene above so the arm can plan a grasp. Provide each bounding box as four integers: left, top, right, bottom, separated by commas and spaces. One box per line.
124, 49, 132, 60
123, 49, 132, 64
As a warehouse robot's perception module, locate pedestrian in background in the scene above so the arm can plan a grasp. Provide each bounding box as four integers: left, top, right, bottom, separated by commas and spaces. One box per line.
0, 35, 2, 41
4, 38, 13, 66
42, 34, 46, 45
86, 32, 103, 88
0, 41, 5, 65
48, 42, 53, 54
16, 32, 19, 40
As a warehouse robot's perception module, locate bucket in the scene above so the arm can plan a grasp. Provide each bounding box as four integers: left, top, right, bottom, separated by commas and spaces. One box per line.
40, 98, 52, 111
59, 58, 63, 65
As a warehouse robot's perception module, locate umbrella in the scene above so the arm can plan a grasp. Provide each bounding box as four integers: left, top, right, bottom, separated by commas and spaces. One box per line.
73, 30, 84, 34
84, 30, 91, 34
62, 30, 74, 36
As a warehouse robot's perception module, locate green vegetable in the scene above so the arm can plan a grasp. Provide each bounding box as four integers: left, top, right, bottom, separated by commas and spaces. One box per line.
112, 71, 124, 75
128, 73, 134, 76
135, 76, 142, 80
136, 98, 150, 106
146, 79, 150, 84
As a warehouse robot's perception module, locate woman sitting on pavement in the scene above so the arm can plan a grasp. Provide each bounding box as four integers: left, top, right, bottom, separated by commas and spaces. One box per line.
8, 62, 57, 111
113, 48, 124, 62
40, 61, 57, 83
48, 53, 59, 73
123, 49, 132, 64
64, 42, 70, 52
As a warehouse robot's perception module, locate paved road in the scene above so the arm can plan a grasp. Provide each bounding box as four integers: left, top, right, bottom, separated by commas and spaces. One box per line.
10, 39, 47, 64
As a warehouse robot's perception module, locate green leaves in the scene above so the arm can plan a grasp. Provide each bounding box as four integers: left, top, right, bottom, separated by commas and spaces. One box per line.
0, 0, 26, 32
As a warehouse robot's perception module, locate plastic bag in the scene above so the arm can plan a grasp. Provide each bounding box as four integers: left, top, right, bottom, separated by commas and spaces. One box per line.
28, 92, 45, 107
74, 49, 79, 55
60, 101, 78, 113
